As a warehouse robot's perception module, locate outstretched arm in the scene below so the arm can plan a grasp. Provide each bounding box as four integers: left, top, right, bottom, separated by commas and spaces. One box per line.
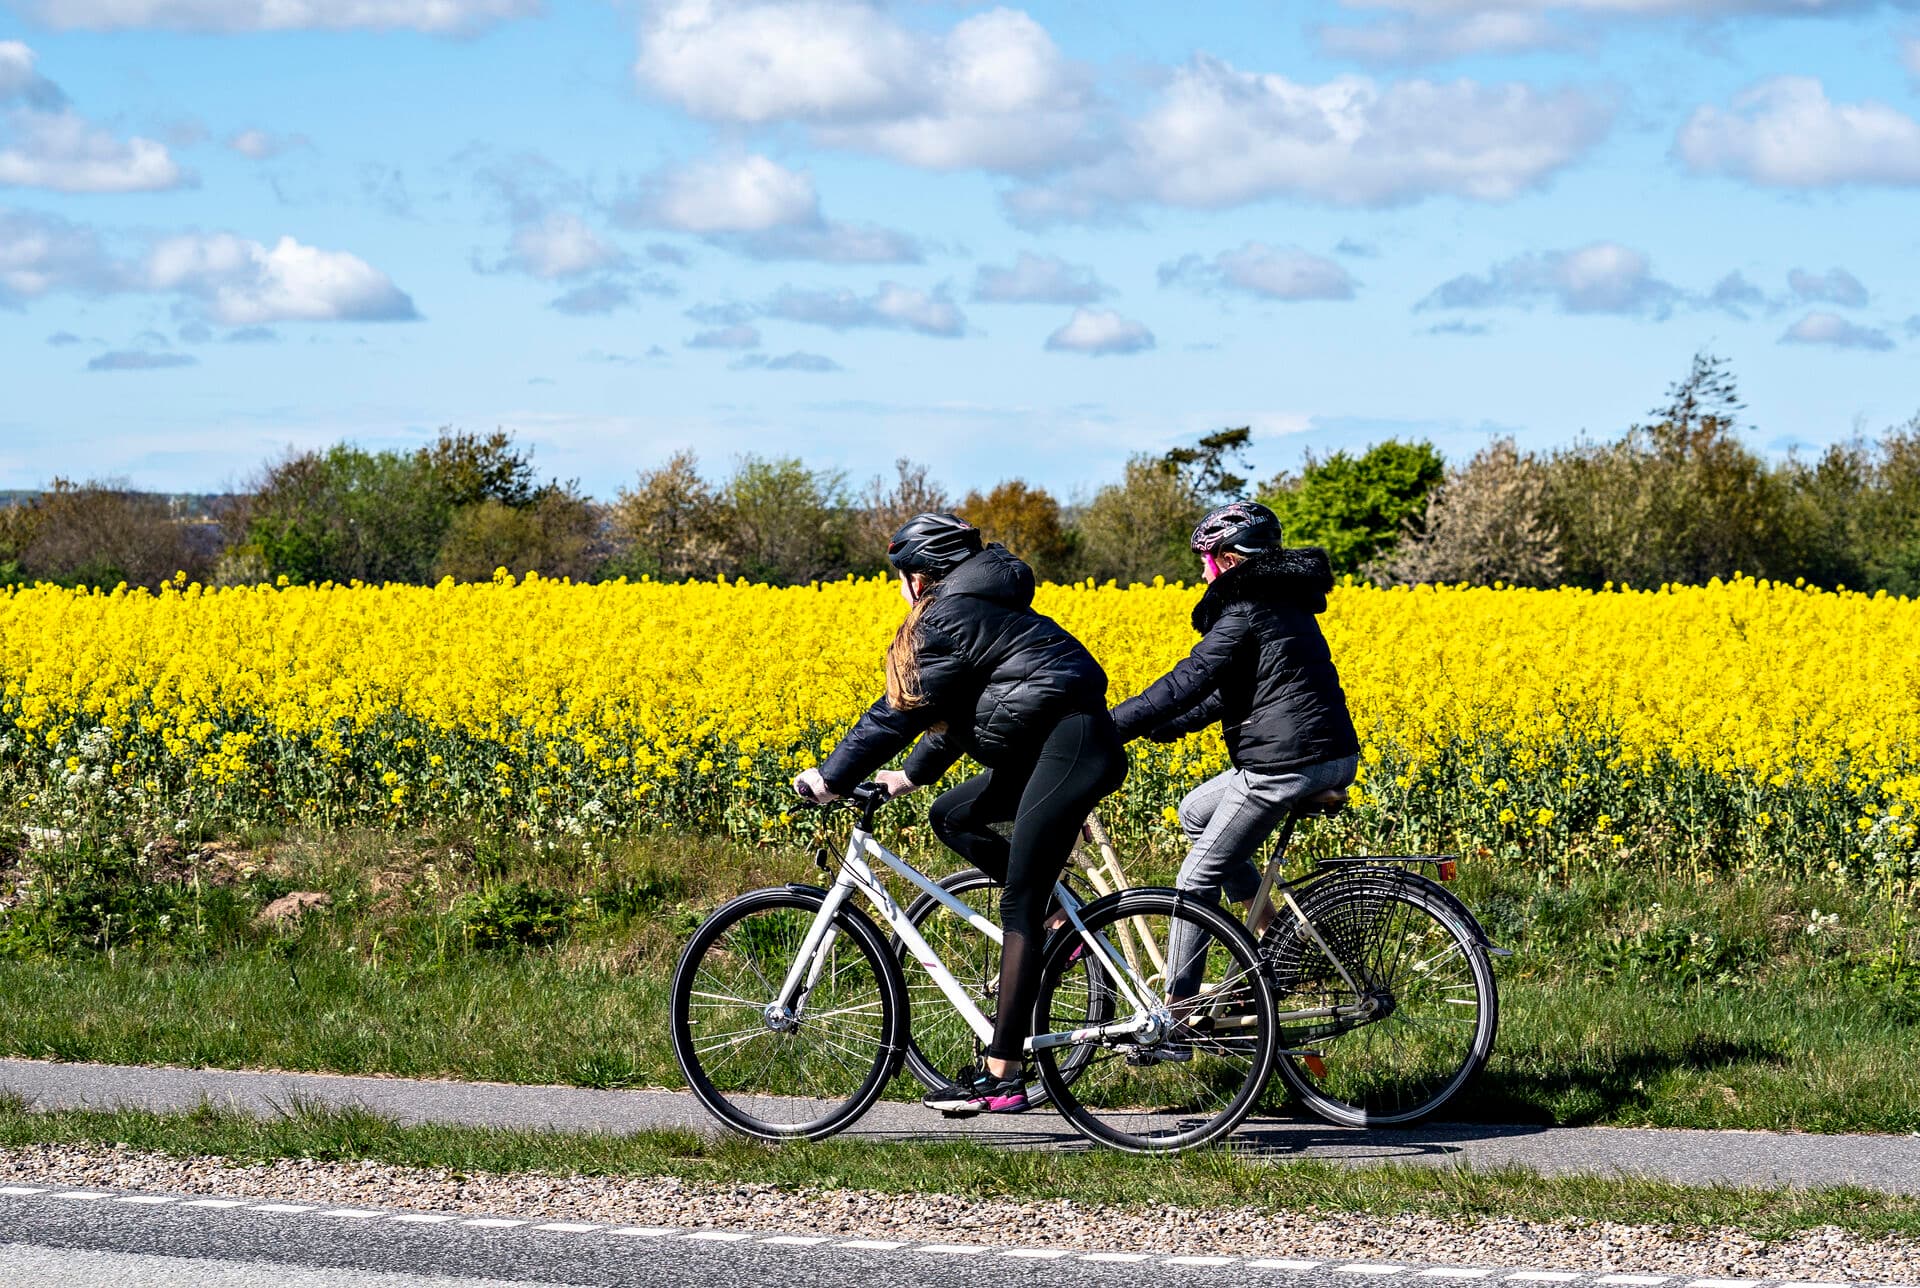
1110, 612, 1249, 742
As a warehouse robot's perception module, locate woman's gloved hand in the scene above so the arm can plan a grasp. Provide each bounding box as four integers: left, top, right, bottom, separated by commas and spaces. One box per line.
874, 769, 918, 798
792, 767, 840, 803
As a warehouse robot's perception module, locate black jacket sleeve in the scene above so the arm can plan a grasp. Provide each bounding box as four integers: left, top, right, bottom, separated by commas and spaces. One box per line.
817, 618, 969, 794
1145, 690, 1225, 742
1110, 610, 1250, 742
901, 728, 965, 786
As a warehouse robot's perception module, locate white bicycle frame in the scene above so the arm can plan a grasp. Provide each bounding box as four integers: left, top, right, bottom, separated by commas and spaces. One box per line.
771, 817, 1168, 1055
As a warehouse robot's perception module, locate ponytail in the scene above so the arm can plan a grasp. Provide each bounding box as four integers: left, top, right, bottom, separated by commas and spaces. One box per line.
885, 595, 935, 710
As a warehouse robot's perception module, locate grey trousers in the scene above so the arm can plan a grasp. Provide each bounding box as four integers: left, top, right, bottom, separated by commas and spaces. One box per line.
1166, 753, 1361, 998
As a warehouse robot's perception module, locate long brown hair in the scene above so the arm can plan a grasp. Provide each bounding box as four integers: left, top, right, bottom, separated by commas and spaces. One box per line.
885, 588, 936, 710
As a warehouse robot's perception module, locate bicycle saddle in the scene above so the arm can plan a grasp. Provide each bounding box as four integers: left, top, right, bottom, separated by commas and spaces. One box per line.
1296, 787, 1348, 818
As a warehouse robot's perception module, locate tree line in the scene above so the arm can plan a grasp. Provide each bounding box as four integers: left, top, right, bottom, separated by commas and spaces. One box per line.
2, 355, 1916, 596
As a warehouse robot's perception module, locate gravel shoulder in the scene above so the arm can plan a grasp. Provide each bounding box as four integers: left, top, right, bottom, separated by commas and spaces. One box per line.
4, 1143, 1919, 1283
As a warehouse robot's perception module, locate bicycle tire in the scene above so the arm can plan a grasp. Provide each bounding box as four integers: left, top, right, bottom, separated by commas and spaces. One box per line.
1033, 887, 1276, 1155
670, 884, 907, 1142
1264, 872, 1497, 1127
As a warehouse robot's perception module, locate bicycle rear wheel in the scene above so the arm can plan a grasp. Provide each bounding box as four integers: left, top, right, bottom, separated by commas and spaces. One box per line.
670, 885, 906, 1141
1264, 873, 1497, 1126
1033, 888, 1275, 1155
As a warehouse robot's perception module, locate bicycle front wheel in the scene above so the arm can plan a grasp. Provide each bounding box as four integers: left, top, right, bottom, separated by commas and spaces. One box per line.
1264, 873, 1497, 1126
1033, 888, 1275, 1155
670, 885, 906, 1141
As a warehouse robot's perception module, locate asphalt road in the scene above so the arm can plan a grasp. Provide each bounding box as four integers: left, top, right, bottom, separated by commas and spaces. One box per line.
5, 1187, 1904, 1288
7, 1058, 1920, 1193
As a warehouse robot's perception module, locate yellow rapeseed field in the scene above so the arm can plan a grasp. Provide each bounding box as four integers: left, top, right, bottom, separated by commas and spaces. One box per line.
1, 573, 1915, 877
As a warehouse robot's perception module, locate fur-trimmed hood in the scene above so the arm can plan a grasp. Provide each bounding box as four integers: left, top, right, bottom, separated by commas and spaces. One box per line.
1192, 547, 1336, 632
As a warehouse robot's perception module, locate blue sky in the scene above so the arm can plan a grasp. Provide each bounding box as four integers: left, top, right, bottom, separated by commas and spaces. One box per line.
2, 0, 1917, 501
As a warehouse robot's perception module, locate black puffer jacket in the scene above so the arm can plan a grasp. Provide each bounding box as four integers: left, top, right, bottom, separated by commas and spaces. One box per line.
1110, 548, 1359, 773
819, 545, 1109, 793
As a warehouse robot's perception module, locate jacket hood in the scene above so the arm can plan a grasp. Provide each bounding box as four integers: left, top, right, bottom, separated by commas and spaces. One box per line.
1193, 547, 1335, 632
933, 542, 1035, 609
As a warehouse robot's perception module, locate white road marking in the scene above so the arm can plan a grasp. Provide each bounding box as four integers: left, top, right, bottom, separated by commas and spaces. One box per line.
319, 1208, 386, 1219
112, 1195, 177, 1205
533, 1222, 602, 1233
1080, 1252, 1153, 1263
1594, 1279, 1669, 1285
1506, 1275, 1582, 1283
836, 1239, 907, 1250
1339, 1266, 1411, 1277
390, 1214, 460, 1224
761, 1235, 830, 1246
1003, 1248, 1072, 1259
460, 1217, 527, 1228
1165, 1255, 1237, 1267
1687, 1281, 1769, 1287
915, 1245, 991, 1255
0, 1186, 47, 1195
247, 1203, 316, 1213
686, 1231, 754, 1242
179, 1199, 248, 1209
608, 1226, 678, 1237
1420, 1271, 1496, 1279
1251, 1261, 1325, 1271
53, 1191, 113, 1200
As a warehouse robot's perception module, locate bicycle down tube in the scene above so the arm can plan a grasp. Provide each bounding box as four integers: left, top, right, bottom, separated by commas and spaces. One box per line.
772, 822, 1162, 1055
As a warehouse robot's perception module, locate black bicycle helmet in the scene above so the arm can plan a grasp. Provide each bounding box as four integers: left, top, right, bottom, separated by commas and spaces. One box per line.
1191, 501, 1281, 555
888, 512, 983, 577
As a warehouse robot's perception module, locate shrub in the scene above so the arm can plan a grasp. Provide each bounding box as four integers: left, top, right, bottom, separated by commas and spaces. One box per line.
452, 881, 576, 950
1263, 440, 1445, 575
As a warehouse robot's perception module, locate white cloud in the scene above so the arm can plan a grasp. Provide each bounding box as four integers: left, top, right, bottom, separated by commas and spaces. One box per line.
1705, 270, 1767, 318
643, 153, 819, 233
686, 323, 761, 349
0, 208, 119, 303
503, 212, 625, 280
1317, 13, 1576, 63
229, 128, 307, 160
1160, 243, 1356, 301
765, 282, 965, 336
715, 222, 921, 264
972, 251, 1107, 304
621, 151, 919, 263
1787, 266, 1867, 308
733, 350, 841, 372
1045, 307, 1155, 355
0, 43, 184, 193
1780, 311, 1894, 351
635, 2, 1090, 173
142, 233, 418, 324
1677, 77, 1920, 188
25, 0, 540, 33
1008, 56, 1610, 221
86, 348, 197, 372
1420, 242, 1679, 315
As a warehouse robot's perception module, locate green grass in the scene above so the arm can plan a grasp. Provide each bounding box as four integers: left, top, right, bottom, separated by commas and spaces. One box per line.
0, 823, 1915, 1133
1, 1094, 1917, 1243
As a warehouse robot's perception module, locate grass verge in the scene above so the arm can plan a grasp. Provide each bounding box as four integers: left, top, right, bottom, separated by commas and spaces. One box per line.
1, 1094, 1916, 1243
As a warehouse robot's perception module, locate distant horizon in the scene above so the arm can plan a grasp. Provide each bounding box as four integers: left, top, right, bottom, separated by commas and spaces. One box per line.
4, 3, 1917, 499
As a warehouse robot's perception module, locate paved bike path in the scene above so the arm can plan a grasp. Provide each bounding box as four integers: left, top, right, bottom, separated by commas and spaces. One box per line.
5, 1058, 1919, 1194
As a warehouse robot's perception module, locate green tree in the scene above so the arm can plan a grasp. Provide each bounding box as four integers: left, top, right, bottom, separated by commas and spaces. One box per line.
961, 479, 1074, 582
432, 488, 600, 582
5, 479, 207, 588
1546, 354, 1783, 588
604, 450, 727, 582
1261, 440, 1446, 575
722, 455, 857, 585
1073, 455, 1202, 585
1164, 427, 1253, 504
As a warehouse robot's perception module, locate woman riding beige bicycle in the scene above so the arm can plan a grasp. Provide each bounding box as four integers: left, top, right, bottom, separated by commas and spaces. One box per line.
1111, 501, 1361, 1010
792, 512, 1127, 1114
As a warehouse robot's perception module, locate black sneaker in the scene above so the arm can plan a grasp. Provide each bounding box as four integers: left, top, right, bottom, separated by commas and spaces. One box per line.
921, 1062, 1030, 1117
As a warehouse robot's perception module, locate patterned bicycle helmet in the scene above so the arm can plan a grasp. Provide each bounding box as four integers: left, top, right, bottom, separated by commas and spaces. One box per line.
887, 512, 983, 577
1190, 501, 1281, 555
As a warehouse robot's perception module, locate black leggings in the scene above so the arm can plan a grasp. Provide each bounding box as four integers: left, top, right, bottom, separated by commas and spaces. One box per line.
927, 709, 1128, 1064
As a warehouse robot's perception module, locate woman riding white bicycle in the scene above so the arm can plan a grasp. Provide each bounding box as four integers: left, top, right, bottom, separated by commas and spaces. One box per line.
792, 512, 1127, 1115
